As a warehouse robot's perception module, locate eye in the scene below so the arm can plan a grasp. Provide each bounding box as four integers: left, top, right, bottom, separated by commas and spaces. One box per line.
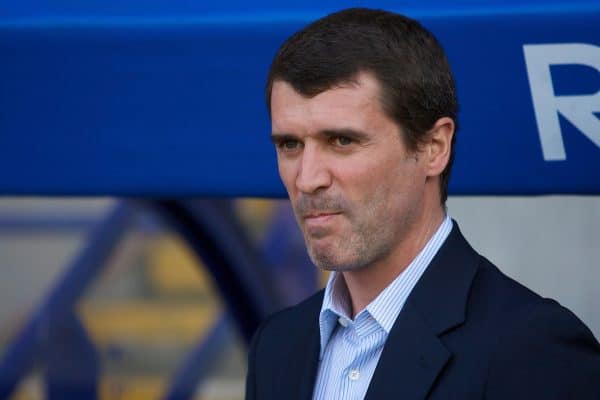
334, 136, 353, 146
277, 138, 301, 151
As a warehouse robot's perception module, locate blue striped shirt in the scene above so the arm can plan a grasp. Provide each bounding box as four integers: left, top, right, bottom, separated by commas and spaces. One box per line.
312, 216, 453, 400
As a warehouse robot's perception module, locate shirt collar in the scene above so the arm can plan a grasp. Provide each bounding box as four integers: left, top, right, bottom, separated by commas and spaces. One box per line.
318, 215, 453, 358
318, 272, 350, 358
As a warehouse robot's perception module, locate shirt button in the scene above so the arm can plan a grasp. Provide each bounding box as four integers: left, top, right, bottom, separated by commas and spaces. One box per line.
348, 369, 360, 381
338, 317, 350, 328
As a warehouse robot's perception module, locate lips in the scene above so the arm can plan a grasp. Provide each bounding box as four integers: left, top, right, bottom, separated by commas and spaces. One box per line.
303, 212, 341, 228
304, 211, 340, 218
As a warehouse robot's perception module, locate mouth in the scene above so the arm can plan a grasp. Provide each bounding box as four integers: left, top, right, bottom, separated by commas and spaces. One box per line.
303, 212, 341, 226
304, 211, 340, 218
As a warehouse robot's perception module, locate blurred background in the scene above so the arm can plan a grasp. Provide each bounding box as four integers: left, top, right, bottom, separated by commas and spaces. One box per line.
0, 196, 598, 400
0, 197, 312, 400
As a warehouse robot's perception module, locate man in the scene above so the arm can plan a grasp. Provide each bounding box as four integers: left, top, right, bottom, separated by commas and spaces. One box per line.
246, 8, 600, 400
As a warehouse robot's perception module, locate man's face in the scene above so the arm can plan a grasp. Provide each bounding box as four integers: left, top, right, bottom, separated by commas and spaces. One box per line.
270, 72, 429, 271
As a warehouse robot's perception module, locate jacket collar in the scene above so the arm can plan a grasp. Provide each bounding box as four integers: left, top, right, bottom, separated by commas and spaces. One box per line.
364, 222, 479, 399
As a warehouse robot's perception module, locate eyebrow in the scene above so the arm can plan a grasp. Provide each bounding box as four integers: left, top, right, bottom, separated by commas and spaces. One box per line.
320, 128, 369, 141
270, 132, 295, 144
270, 128, 369, 143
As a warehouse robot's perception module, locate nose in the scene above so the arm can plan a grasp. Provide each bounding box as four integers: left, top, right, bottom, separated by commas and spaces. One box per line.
295, 145, 331, 194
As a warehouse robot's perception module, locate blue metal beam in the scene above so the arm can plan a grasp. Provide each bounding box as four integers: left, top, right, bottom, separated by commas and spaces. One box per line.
44, 311, 99, 400
164, 314, 234, 400
146, 199, 285, 342
0, 203, 132, 398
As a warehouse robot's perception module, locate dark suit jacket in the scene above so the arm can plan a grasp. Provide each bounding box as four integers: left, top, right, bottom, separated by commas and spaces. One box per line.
246, 224, 600, 399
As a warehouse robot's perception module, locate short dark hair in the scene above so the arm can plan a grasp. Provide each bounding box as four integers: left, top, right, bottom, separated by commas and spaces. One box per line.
266, 8, 458, 204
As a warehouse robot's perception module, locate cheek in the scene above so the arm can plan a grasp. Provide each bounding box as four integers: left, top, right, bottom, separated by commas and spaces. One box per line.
342, 157, 392, 190
350, 159, 419, 209
336, 166, 386, 212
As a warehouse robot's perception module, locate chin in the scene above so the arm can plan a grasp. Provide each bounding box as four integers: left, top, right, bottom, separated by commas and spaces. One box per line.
309, 248, 366, 272
306, 233, 369, 270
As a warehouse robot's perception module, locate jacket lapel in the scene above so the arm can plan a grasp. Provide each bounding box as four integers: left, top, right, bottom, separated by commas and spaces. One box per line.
275, 292, 322, 400
365, 223, 479, 400
294, 323, 320, 400
364, 305, 450, 400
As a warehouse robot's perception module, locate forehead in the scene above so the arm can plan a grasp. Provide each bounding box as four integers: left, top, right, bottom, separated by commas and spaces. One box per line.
270, 73, 390, 134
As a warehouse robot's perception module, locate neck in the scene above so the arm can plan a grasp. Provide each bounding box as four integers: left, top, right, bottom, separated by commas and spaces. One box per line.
342, 206, 445, 318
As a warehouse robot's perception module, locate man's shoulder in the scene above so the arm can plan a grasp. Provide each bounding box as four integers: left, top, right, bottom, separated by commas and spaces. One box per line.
470, 256, 544, 310
478, 264, 600, 397
431, 251, 600, 397
434, 236, 596, 342
261, 289, 324, 333
471, 258, 599, 359
467, 255, 586, 328
251, 289, 323, 350
248, 289, 323, 367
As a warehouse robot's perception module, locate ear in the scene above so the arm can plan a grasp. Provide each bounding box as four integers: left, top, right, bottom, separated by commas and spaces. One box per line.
424, 117, 454, 177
